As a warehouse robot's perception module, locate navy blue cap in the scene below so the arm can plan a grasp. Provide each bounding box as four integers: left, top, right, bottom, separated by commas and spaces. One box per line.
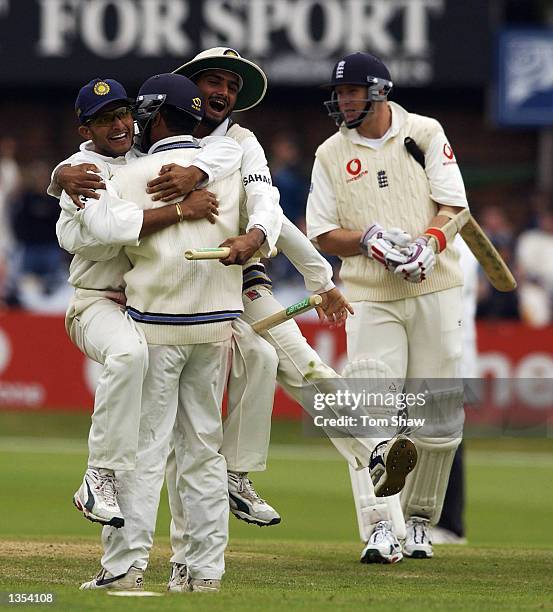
323, 53, 392, 88
75, 78, 131, 124
137, 73, 204, 122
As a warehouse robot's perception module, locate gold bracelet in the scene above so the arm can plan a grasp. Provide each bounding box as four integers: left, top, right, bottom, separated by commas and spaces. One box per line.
175, 202, 184, 222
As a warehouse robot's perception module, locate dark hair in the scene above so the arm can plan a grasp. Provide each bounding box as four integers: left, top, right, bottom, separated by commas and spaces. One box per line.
160, 105, 199, 135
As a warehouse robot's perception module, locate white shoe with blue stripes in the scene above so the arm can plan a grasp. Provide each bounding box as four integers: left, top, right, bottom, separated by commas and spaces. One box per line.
80, 566, 143, 590
73, 468, 124, 528
228, 472, 281, 527
404, 516, 434, 558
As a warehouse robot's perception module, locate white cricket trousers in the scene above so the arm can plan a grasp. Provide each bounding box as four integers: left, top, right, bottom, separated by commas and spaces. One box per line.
240, 286, 373, 469
345, 286, 464, 539
66, 295, 148, 471
222, 317, 279, 472
101, 340, 231, 580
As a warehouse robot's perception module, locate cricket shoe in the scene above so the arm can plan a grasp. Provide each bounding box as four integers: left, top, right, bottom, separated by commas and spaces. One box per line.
361, 520, 403, 564
167, 563, 189, 593
370, 436, 418, 497
80, 566, 143, 590
228, 471, 281, 527
167, 563, 220, 593
404, 516, 434, 558
73, 468, 124, 528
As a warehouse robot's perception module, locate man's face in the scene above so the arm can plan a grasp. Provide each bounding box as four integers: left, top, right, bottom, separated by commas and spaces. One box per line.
79, 102, 134, 157
195, 69, 240, 126
335, 85, 369, 125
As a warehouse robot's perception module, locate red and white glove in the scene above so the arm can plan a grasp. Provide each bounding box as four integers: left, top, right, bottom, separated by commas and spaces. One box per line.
394, 237, 436, 283
360, 224, 411, 271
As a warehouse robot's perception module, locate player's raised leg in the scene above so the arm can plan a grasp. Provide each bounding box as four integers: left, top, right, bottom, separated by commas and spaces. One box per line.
224, 317, 281, 526
68, 296, 148, 528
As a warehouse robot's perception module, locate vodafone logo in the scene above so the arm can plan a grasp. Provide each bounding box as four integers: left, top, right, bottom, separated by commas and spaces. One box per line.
346, 158, 362, 176
443, 143, 455, 160
0, 328, 12, 374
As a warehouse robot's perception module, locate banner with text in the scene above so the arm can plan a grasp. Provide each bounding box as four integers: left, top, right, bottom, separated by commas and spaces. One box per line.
1, 0, 490, 87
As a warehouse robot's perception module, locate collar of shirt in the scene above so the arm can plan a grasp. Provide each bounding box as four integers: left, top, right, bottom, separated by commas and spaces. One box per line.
340, 101, 408, 150
202, 118, 230, 141
148, 134, 200, 155
80, 140, 127, 165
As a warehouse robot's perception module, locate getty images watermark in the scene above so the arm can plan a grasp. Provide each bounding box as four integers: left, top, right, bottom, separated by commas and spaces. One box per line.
301, 378, 468, 439
312, 388, 427, 429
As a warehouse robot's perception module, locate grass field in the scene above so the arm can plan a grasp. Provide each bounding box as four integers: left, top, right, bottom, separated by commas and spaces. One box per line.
1, 411, 552, 611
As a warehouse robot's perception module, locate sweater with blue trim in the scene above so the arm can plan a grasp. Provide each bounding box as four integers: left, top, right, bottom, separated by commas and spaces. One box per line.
111, 136, 244, 345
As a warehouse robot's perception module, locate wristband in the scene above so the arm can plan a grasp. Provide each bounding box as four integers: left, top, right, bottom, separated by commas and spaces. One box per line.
424, 227, 447, 253
175, 202, 184, 222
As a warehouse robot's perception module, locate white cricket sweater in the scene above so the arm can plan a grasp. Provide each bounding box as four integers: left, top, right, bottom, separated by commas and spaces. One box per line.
111, 136, 244, 345
313, 103, 464, 301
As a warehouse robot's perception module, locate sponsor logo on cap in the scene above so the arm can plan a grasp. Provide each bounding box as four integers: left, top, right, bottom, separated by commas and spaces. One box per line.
192, 97, 202, 112
93, 81, 110, 96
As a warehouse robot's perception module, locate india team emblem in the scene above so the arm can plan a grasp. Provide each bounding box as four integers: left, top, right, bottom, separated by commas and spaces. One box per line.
93, 81, 110, 96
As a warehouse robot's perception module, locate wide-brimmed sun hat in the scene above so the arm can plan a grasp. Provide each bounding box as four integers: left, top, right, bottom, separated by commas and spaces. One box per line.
172, 47, 267, 111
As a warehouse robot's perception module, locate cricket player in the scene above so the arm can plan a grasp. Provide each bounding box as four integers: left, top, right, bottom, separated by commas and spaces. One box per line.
306, 52, 467, 563
52, 77, 241, 529
75, 73, 249, 592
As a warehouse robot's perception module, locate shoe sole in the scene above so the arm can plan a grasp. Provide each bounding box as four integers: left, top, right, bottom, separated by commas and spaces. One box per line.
361, 549, 403, 564
230, 509, 281, 527
404, 550, 433, 559
73, 495, 125, 529
374, 438, 418, 497
191, 586, 220, 593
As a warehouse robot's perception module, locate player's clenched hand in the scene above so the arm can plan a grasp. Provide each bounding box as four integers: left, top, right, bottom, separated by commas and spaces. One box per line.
360, 223, 410, 270
219, 228, 265, 266
180, 189, 218, 224
394, 238, 436, 283
316, 287, 354, 327
57, 163, 105, 208
147, 164, 207, 202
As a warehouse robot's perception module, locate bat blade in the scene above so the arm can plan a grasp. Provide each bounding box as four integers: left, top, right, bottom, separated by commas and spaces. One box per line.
460, 218, 517, 292
251, 295, 322, 333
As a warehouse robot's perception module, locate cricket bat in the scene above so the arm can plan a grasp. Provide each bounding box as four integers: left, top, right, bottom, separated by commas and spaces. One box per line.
429, 209, 517, 292
404, 136, 516, 292
185, 247, 278, 260
250, 295, 322, 333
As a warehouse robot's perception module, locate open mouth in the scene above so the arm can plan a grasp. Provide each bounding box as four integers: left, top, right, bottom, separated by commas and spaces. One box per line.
208, 98, 227, 113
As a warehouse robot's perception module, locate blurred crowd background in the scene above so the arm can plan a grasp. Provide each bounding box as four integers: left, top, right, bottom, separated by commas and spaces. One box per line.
0, 0, 551, 323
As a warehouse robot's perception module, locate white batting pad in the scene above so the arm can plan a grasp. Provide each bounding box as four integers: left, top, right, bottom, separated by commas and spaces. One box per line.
400, 436, 461, 524
349, 464, 405, 541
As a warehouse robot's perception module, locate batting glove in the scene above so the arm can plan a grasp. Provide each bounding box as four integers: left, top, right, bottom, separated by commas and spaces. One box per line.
394, 237, 436, 283
360, 224, 410, 270
381, 227, 413, 248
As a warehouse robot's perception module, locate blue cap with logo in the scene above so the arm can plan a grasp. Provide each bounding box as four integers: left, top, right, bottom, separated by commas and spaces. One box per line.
137, 73, 204, 122
323, 52, 392, 89
75, 78, 131, 124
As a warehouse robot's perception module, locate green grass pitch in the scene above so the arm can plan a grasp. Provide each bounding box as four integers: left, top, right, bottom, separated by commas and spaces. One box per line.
0, 412, 552, 611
